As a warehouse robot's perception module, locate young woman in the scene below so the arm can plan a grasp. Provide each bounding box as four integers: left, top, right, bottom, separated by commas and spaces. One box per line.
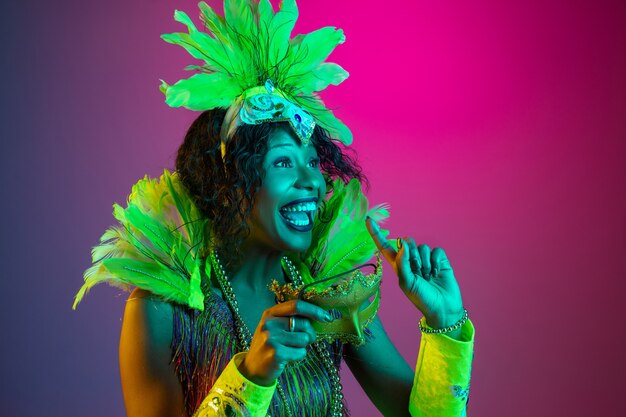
74, 2, 474, 416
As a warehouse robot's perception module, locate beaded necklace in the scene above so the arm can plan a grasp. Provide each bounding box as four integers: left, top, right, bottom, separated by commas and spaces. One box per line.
210, 250, 344, 417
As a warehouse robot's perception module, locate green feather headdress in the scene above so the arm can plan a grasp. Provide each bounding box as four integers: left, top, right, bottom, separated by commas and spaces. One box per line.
160, 0, 352, 146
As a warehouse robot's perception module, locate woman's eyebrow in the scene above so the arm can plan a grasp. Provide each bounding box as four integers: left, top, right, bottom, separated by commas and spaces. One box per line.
268, 143, 296, 150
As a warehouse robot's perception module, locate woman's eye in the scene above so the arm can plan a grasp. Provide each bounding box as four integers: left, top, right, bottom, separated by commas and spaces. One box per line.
308, 158, 321, 168
274, 158, 292, 168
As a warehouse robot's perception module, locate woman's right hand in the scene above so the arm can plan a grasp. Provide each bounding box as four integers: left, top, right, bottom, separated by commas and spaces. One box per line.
239, 300, 334, 386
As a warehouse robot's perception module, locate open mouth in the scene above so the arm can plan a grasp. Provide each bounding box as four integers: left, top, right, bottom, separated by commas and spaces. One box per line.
279, 199, 317, 232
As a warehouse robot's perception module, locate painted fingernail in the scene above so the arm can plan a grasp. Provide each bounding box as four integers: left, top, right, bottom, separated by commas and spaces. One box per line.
326, 310, 342, 321
397, 238, 403, 249
325, 313, 334, 322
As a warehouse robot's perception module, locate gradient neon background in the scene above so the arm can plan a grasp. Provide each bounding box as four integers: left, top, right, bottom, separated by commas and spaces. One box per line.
1, 0, 624, 416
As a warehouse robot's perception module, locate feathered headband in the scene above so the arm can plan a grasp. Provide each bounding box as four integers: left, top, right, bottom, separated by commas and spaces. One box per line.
159, 0, 352, 154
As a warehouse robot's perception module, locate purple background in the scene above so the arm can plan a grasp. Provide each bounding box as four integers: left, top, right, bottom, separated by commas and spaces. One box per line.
1, 0, 624, 416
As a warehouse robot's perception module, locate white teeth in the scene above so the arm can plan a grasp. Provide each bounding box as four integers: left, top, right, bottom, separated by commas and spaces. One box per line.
281, 201, 317, 212
280, 200, 316, 228
284, 217, 310, 226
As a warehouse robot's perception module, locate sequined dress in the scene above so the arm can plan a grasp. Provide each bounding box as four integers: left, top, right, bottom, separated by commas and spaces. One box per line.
170, 279, 348, 417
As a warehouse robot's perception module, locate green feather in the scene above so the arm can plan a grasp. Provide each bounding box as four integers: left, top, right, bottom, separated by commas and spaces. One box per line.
74, 172, 209, 311
160, 31, 231, 74
164, 73, 241, 110
188, 258, 205, 310
301, 179, 389, 286
102, 258, 196, 306
164, 10, 247, 76
293, 94, 353, 144
90, 226, 129, 262
257, 0, 274, 25
224, 0, 255, 38
165, 11, 229, 64
123, 204, 176, 257
199, 2, 231, 45
267, 0, 298, 70
295, 63, 349, 95
162, 170, 204, 245
254, 0, 274, 62
288, 27, 345, 78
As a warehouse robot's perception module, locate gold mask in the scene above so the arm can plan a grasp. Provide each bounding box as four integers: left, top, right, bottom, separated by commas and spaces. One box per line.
271, 254, 382, 346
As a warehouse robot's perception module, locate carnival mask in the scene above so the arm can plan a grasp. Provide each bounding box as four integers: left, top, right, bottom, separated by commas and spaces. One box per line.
271, 254, 382, 346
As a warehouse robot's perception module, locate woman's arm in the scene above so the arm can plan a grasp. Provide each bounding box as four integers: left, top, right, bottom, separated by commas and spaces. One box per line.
359, 218, 474, 415
119, 288, 186, 417
120, 290, 330, 417
345, 313, 474, 417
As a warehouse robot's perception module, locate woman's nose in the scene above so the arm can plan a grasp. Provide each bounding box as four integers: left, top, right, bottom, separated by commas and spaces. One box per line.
295, 165, 321, 191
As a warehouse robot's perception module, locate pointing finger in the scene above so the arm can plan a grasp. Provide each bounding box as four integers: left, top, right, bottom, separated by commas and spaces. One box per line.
365, 217, 397, 264
266, 300, 333, 323
395, 238, 413, 290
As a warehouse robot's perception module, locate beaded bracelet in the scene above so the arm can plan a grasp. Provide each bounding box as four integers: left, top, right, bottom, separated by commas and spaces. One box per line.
418, 309, 469, 334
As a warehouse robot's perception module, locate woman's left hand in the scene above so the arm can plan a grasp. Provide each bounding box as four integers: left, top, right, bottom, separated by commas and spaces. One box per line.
366, 217, 464, 329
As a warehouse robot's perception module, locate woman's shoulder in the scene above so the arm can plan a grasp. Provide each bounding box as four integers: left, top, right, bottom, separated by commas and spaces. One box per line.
127, 282, 228, 320
120, 284, 230, 353
119, 291, 186, 415
122, 288, 175, 348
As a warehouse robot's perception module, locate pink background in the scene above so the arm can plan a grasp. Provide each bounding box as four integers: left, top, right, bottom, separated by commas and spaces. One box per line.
1, 0, 624, 415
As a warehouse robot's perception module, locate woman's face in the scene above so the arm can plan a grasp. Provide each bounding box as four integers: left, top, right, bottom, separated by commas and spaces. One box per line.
246, 127, 326, 254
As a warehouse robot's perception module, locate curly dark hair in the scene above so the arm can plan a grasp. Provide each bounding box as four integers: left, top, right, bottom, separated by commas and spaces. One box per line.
175, 108, 366, 267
